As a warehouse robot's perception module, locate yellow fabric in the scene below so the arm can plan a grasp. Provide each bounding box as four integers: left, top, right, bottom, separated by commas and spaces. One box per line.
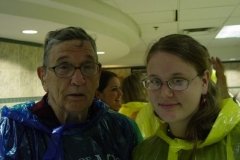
211, 69, 217, 83
135, 103, 159, 139
133, 98, 240, 160
119, 102, 145, 118
119, 102, 160, 139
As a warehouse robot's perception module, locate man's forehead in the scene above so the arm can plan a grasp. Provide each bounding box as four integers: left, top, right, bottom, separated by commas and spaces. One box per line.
54, 40, 93, 50
50, 40, 97, 59
54, 54, 96, 63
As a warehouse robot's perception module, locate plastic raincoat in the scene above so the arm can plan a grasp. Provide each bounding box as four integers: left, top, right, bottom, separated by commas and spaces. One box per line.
0, 95, 142, 160
133, 98, 240, 160
119, 102, 159, 139
135, 103, 159, 139
119, 102, 146, 119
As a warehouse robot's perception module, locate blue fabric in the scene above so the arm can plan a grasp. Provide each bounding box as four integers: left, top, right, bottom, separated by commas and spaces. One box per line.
0, 99, 142, 160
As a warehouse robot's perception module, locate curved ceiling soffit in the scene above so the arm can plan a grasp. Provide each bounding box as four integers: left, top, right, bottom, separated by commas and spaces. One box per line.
0, 0, 141, 63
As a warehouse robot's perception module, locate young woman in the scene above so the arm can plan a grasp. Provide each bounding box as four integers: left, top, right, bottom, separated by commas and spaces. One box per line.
133, 34, 240, 160
119, 73, 159, 138
96, 70, 123, 111
119, 73, 148, 119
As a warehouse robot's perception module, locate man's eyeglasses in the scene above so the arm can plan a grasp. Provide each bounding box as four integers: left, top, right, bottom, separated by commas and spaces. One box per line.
142, 75, 199, 91
48, 62, 101, 78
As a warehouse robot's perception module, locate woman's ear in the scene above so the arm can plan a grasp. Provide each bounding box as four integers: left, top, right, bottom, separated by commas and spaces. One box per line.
37, 66, 48, 92
201, 70, 210, 94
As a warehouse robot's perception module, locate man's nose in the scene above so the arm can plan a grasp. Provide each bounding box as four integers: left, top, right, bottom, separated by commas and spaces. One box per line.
70, 69, 86, 85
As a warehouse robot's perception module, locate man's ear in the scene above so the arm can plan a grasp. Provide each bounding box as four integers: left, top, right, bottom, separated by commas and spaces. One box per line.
96, 68, 102, 88
201, 70, 210, 94
37, 66, 48, 92
97, 66, 102, 79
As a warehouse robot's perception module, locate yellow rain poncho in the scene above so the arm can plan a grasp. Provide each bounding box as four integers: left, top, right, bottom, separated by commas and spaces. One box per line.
133, 98, 240, 160
119, 102, 146, 119
119, 102, 159, 139
135, 103, 159, 139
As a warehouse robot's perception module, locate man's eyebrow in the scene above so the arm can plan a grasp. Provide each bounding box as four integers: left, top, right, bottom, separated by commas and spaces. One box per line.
55, 56, 69, 63
56, 54, 95, 60
147, 74, 159, 78
86, 54, 98, 62
85, 55, 96, 61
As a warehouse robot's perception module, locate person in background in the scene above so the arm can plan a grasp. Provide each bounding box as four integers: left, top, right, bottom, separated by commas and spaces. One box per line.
119, 72, 147, 119
211, 56, 240, 104
0, 26, 142, 160
133, 34, 240, 160
96, 70, 123, 111
119, 72, 159, 138
211, 57, 231, 98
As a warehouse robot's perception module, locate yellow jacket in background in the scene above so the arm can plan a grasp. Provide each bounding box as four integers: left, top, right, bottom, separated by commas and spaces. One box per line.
135, 103, 159, 139
119, 102, 145, 119
119, 102, 159, 139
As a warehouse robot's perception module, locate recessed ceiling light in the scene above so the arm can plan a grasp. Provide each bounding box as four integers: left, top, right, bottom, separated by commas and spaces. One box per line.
229, 58, 236, 61
216, 25, 240, 38
22, 30, 38, 34
97, 51, 105, 55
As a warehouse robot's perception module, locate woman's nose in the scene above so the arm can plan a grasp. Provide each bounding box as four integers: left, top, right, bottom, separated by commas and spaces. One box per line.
159, 83, 174, 97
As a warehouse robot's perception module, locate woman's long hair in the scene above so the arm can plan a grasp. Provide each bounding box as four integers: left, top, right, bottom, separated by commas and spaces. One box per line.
122, 73, 147, 103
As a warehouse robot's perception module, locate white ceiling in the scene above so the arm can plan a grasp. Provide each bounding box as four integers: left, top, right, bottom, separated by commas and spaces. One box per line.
0, 0, 240, 67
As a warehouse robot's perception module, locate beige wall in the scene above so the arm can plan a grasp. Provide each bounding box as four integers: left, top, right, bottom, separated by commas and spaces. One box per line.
0, 40, 134, 107
0, 41, 45, 107
0, 40, 239, 107
224, 62, 240, 101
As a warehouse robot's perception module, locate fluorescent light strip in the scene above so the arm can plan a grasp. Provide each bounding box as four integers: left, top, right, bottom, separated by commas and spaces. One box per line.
97, 51, 105, 55
22, 30, 38, 34
216, 25, 240, 39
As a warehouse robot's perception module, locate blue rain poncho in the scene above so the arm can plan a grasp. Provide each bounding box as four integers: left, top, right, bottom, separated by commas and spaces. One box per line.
0, 95, 142, 160
132, 98, 240, 160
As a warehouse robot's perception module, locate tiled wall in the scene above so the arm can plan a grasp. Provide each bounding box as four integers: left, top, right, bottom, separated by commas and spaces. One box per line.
0, 40, 45, 107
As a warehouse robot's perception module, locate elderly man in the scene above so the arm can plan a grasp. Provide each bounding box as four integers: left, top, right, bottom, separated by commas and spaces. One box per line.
0, 27, 142, 159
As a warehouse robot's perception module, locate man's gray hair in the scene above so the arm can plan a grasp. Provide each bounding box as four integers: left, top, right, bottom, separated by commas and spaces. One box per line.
43, 27, 97, 66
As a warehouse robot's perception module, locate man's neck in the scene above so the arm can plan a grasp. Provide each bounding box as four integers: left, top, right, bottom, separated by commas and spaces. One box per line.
63, 111, 88, 124
47, 98, 89, 124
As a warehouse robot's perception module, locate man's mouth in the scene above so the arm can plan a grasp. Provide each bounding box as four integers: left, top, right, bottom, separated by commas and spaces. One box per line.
67, 93, 85, 98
